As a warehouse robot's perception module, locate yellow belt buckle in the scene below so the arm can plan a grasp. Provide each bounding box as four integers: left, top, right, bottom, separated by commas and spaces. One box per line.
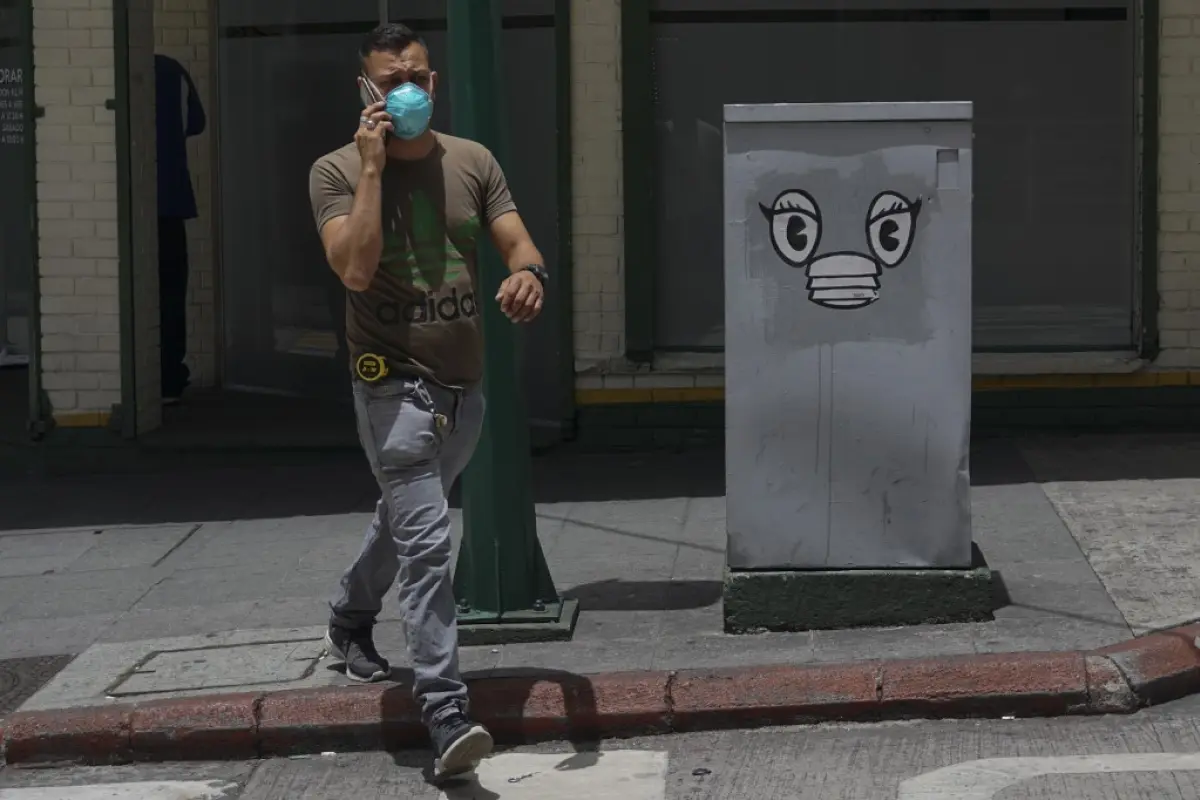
434, 413, 448, 431
355, 353, 389, 383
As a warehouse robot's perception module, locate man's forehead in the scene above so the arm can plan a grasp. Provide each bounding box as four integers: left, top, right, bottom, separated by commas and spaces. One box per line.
366, 44, 430, 76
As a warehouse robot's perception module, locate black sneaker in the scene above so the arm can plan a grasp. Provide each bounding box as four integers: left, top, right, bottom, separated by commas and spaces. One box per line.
324, 624, 391, 683
430, 705, 493, 778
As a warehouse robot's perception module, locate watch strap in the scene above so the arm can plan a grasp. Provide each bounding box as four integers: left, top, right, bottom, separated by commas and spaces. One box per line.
522, 264, 549, 285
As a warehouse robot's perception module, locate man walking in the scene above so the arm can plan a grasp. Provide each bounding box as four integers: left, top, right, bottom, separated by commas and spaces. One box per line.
308, 23, 548, 777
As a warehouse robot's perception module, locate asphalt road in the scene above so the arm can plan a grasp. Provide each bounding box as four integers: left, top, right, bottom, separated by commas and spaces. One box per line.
8, 697, 1200, 799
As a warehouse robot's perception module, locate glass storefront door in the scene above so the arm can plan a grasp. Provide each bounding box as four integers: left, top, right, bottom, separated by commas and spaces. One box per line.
217, 0, 384, 399
649, 2, 1137, 352
216, 0, 567, 438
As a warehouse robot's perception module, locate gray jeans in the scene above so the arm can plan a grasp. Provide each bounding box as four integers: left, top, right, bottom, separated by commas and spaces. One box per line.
330, 376, 484, 724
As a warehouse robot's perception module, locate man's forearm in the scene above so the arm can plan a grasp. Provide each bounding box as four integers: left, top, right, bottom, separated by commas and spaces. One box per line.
330, 168, 384, 291
504, 240, 545, 274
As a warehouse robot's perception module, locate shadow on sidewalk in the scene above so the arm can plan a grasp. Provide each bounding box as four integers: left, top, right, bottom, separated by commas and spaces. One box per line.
968, 438, 1039, 487
1, 449, 726, 532
562, 579, 722, 611
377, 666, 608, 789
1010, 432, 1200, 483
8, 433, 1193, 532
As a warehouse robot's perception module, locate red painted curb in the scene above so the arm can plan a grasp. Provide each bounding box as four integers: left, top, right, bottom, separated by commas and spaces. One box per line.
671, 663, 879, 731
4, 625, 1198, 766
130, 693, 260, 762
259, 683, 423, 757
3, 705, 131, 766
880, 651, 1090, 718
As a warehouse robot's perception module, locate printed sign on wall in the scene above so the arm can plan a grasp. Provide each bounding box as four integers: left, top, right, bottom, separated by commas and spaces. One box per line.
0, 0, 34, 365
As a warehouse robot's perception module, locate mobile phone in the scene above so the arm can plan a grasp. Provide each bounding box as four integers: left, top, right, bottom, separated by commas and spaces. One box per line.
358, 74, 390, 141
359, 73, 384, 108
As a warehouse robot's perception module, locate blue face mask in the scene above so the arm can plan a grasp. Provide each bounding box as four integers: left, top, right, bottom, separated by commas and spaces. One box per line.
384, 82, 433, 140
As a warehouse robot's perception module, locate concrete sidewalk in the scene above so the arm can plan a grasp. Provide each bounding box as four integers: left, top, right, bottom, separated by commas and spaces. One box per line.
1, 434, 1198, 761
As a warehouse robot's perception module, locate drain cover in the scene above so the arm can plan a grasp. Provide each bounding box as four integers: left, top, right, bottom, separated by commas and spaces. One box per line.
0, 655, 73, 716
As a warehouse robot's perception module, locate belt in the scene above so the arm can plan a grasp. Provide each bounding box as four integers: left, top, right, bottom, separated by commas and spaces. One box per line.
355, 352, 449, 432
354, 353, 390, 383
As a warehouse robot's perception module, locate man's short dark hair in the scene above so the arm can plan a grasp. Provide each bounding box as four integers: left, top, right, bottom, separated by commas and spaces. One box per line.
359, 23, 426, 60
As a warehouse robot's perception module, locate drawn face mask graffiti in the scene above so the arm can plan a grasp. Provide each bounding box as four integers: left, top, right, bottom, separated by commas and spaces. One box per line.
759, 189, 922, 309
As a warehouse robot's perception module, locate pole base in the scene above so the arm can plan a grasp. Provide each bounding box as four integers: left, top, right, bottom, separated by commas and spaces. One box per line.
724, 562, 1000, 634
458, 598, 581, 646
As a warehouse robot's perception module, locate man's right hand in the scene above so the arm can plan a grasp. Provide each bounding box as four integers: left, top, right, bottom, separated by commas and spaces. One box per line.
356, 100, 392, 173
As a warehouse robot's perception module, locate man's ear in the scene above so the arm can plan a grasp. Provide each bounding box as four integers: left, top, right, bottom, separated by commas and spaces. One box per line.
429, 71, 439, 101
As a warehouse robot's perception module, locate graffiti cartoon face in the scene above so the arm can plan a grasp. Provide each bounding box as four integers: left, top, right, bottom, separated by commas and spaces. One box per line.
759, 189, 922, 309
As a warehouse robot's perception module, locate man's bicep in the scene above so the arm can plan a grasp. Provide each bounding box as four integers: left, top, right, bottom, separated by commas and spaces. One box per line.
319, 215, 349, 261
309, 160, 355, 235
481, 151, 518, 224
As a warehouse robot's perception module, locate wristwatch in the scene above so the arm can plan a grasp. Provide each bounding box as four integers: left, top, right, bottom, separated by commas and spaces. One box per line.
522, 264, 549, 286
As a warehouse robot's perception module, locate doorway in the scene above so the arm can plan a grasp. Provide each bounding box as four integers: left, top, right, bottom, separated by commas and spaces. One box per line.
0, 0, 35, 444
212, 0, 568, 443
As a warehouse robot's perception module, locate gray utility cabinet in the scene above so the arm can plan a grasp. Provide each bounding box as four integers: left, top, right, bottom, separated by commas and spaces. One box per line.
724, 102, 974, 571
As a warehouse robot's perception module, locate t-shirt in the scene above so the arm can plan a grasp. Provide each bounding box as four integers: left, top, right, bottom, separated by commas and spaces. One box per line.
308, 132, 516, 387
155, 54, 206, 220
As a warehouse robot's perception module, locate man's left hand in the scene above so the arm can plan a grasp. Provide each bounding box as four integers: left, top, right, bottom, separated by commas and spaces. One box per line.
496, 270, 544, 323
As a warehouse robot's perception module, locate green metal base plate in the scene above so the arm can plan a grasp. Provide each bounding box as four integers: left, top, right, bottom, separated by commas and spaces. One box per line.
458, 598, 581, 646
723, 566, 999, 633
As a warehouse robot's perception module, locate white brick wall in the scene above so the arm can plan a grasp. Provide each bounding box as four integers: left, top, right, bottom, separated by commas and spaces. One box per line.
33, 0, 122, 421
1156, 0, 1200, 368
571, 0, 624, 368
153, 0, 213, 388
31, 0, 209, 428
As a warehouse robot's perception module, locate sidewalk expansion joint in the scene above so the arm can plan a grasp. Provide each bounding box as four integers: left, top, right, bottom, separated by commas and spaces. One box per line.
1095, 652, 1140, 711
150, 523, 202, 568
251, 693, 267, 760
663, 670, 678, 731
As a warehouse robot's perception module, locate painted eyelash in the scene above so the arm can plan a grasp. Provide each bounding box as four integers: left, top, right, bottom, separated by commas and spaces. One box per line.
759, 203, 819, 219
763, 190, 822, 220
766, 203, 821, 222
868, 198, 921, 224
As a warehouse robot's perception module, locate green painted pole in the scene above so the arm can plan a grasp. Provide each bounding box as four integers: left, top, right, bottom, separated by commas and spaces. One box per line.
447, 0, 577, 643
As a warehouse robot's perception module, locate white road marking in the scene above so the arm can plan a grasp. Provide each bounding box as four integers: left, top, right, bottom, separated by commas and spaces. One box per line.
0, 781, 239, 800
898, 753, 1200, 799
440, 750, 668, 800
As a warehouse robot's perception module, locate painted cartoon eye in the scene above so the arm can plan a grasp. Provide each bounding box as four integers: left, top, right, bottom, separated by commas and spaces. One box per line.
866, 192, 922, 268
760, 190, 821, 267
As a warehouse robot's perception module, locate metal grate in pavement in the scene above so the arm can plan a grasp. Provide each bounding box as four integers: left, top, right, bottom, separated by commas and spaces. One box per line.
0, 655, 74, 717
